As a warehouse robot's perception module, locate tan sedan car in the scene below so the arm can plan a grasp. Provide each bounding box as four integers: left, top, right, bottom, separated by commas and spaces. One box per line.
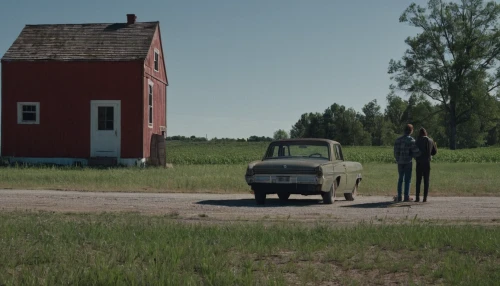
245, 138, 363, 205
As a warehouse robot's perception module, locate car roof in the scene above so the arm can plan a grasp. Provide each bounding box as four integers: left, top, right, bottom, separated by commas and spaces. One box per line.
269, 138, 339, 145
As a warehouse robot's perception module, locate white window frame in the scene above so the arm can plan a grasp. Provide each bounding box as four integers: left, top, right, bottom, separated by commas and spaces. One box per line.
154, 49, 159, 72
17, 102, 40, 124
148, 80, 154, 128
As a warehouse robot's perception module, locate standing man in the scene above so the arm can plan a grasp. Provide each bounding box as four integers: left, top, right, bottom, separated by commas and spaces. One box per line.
415, 127, 438, 202
393, 124, 421, 202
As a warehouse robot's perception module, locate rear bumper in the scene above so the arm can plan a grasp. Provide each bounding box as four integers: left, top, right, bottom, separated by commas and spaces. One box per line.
250, 183, 322, 195
245, 174, 324, 195
245, 174, 323, 185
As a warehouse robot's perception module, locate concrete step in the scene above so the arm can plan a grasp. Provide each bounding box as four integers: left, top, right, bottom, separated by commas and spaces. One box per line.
88, 157, 117, 167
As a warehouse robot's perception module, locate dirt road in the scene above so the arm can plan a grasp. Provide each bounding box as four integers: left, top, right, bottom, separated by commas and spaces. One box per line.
1, 189, 499, 225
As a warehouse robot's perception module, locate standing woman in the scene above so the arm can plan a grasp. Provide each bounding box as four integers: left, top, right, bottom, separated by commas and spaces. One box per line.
415, 127, 438, 202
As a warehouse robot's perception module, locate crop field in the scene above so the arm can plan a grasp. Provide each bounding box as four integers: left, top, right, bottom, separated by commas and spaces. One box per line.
165, 141, 500, 165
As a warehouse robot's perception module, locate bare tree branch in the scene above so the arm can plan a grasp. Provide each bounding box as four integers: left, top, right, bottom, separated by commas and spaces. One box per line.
488, 82, 500, 92
480, 46, 500, 69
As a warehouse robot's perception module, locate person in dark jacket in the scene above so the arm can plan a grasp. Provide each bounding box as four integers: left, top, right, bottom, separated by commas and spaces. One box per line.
394, 124, 421, 202
414, 127, 438, 202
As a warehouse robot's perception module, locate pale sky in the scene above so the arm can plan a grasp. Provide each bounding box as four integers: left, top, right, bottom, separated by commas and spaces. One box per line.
0, 0, 433, 139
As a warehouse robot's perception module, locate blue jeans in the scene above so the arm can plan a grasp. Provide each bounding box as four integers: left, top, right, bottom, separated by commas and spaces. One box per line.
397, 163, 412, 199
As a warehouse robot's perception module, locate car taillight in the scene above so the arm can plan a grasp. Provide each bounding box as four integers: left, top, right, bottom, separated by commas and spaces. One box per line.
316, 167, 323, 177
246, 167, 254, 176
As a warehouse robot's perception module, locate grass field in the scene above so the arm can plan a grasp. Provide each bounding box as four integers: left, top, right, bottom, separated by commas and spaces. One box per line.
1, 141, 500, 196
1, 145, 499, 285
0, 163, 499, 196
1, 211, 499, 285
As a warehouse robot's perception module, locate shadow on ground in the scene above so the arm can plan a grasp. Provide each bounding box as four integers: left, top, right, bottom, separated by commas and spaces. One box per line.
341, 201, 415, 208
196, 196, 350, 208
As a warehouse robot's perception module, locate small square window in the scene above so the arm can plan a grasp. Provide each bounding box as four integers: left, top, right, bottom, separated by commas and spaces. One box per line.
98, 106, 114, 130
154, 50, 159, 72
17, 102, 40, 124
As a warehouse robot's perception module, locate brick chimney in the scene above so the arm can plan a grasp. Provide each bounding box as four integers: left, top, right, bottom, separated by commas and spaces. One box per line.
127, 14, 137, 24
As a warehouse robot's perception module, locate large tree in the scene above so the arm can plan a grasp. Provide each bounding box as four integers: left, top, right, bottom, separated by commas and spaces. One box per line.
388, 0, 500, 149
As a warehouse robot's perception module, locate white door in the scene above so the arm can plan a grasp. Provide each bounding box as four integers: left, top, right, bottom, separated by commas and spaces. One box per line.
90, 100, 121, 157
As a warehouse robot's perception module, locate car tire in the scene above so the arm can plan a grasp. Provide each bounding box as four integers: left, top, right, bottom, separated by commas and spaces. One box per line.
255, 190, 266, 205
277, 193, 290, 201
344, 180, 359, 201
322, 181, 336, 204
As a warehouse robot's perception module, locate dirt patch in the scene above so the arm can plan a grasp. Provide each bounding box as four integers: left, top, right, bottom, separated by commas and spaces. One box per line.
1, 189, 499, 225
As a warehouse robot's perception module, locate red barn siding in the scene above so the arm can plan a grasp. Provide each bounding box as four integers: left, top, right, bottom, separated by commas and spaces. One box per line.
144, 26, 168, 84
142, 78, 166, 159
1, 61, 144, 159
142, 27, 168, 159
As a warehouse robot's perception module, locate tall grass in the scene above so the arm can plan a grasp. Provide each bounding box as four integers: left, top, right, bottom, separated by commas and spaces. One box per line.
0, 211, 499, 285
165, 141, 500, 165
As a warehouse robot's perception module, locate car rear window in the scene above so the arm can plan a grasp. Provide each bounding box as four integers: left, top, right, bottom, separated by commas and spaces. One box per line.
266, 142, 330, 159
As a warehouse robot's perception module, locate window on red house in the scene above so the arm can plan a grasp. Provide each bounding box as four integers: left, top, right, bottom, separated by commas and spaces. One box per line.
154, 50, 159, 72
17, 102, 40, 124
149, 84, 153, 127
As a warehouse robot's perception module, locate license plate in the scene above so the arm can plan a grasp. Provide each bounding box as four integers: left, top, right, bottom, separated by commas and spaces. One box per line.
277, 176, 290, 182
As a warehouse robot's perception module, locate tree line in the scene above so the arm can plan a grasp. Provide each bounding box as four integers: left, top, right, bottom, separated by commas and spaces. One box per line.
280, 93, 499, 148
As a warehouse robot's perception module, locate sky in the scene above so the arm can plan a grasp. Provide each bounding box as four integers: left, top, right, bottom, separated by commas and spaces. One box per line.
0, 0, 431, 139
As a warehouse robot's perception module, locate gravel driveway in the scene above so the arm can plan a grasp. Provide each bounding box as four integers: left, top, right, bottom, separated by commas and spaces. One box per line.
1, 189, 499, 225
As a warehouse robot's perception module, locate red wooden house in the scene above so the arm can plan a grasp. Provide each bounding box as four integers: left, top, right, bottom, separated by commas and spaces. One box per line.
1, 14, 168, 166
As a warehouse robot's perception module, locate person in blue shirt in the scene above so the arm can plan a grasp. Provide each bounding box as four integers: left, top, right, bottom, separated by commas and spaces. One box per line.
393, 124, 421, 202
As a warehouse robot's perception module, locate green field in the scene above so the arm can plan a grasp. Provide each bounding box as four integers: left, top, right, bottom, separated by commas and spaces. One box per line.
1, 212, 499, 285
1, 141, 500, 196
0, 162, 499, 196
165, 141, 500, 165
1, 143, 499, 285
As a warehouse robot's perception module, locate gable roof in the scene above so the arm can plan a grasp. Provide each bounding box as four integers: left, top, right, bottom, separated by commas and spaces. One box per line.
1, 22, 159, 61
